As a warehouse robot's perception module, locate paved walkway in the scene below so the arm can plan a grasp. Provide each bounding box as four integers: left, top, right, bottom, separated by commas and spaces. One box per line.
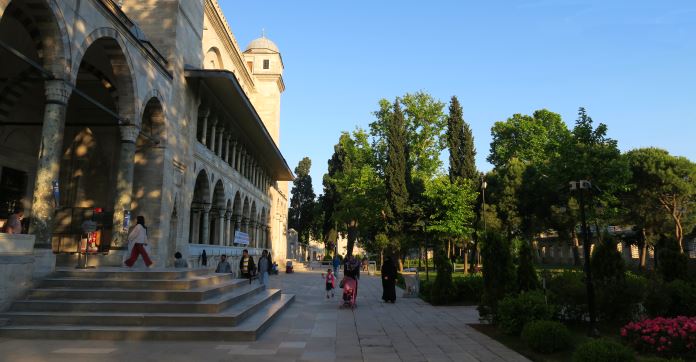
0, 270, 529, 362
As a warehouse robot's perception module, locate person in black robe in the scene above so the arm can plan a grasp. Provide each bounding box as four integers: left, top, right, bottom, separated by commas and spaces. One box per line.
381, 256, 397, 303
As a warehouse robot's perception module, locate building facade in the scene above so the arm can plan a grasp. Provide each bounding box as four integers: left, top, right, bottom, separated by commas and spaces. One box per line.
0, 0, 292, 288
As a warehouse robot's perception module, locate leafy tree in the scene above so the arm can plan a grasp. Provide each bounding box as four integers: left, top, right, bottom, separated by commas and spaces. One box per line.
624, 148, 696, 252
555, 108, 629, 236
424, 175, 477, 244
488, 109, 569, 168
324, 130, 385, 256
446, 95, 477, 181
288, 157, 316, 244
370, 91, 447, 179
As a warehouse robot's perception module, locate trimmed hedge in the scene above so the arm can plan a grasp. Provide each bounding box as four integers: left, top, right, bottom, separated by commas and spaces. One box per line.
572, 339, 635, 362
495, 291, 553, 335
521, 320, 572, 353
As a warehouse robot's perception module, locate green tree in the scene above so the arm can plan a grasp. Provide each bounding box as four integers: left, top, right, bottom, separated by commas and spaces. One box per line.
479, 231, 515, 319
384, 99, 409, 238
624, 148, 696, 252
324, 130, 385, 256
288, 157, 316, 244
488, 109, 569, 168
446, 95, 477, 181
516, 240, 539, 292
424, 175, 478, 244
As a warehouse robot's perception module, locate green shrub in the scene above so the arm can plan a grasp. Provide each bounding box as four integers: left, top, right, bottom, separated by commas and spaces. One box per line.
591, 239, 625, 282
657, 238, 689, 282
430, 249, 455, 305
521, 320, 572, 354
547, 270, 587, 322
572, 339, 635, 362
453, 274, 484, 304
479, 231, 515, 319
595, 272, 647, 322
645, 279, 696, 317
495, 291, 553, 335
516, 240, 539, 292
640, 358, 685, 362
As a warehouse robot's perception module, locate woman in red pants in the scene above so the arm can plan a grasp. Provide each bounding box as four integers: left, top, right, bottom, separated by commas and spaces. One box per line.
124, 216, 153, 268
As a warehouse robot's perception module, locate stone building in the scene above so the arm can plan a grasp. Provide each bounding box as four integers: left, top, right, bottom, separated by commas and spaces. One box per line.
0, 0, 292, 307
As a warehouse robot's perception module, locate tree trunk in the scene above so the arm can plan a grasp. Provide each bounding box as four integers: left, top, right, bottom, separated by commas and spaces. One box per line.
425, 246, 430, 282
571, 229, 580, 266
463, 247, 468, 275
638, 228, 647, 270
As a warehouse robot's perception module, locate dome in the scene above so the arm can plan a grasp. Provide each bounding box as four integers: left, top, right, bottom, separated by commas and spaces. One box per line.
245, 36, 279, 53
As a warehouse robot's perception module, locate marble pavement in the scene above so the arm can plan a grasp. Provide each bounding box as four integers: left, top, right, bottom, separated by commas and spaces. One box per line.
0, 270, 529, 362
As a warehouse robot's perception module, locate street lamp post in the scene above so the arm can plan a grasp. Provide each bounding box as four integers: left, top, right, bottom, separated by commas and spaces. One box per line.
477, 174, 488, 269
570, 180, 599, 337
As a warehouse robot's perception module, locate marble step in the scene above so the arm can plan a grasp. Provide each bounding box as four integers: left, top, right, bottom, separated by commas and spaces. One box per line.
0, 294, 295, 341
10, 283, 264, 314
40, 273, 235, 290
1, 289, 282, 327
26, 278, 249, 302
52, 268, 209, 280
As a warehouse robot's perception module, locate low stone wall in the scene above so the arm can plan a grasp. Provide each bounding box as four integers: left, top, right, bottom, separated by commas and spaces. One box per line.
0, 234, 36, 311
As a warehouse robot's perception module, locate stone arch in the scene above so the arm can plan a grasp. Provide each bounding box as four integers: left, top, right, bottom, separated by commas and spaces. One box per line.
71, 27, 137, 123
209, 179, 225, 245
132, 97, 165, 250
189, 169, 210, 244
204, 46, 223, 69
0, 0, 71, 78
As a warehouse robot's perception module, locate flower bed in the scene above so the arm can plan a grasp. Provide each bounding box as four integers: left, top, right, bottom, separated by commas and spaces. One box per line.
621, 316, 696, 357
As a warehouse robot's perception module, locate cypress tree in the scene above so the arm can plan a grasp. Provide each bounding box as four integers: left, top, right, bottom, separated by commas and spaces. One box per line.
447, 96, 477, 181
385, 99, 409, 236
289, 157, 316, 244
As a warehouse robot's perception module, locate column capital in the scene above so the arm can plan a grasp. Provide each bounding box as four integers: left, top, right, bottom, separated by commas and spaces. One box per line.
209, 117, 218, 126
119, 124, 139, 143
45, 80, 72, 105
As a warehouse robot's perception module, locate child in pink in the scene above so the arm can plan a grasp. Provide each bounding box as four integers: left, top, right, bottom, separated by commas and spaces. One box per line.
325, 268, 335, 298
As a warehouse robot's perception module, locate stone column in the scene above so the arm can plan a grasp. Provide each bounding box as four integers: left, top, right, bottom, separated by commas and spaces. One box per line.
201, 208, 210, 244
241, 150, 247, 178
218, 211, 225, 246
208, 118, 217, 151
111, 124, 139, 252
199, 107, 210, 144
188, 208, 197, 243
231, 141, 238, 170
224, 135, 231, 164
216, 125, 224, 157
224, 211, 232, 245
29, 80, 71, 277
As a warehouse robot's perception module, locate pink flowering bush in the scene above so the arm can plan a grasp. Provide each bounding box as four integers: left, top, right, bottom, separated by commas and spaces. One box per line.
621, 316, 696, 357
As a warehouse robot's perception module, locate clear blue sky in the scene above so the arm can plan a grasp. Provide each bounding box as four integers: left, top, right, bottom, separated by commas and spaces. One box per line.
220, 0, 696, 194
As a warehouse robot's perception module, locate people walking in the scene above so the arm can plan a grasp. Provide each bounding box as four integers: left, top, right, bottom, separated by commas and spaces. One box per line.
215, 254, 232, 273
173, 251, 188, 268
239, 249, 256, 280
123, 216, 153, 268
332, 254, 341, 277
2, 207, 24, 234
325, 268, 335, 299
381, 255, 397, 303
258, 249, 272, 288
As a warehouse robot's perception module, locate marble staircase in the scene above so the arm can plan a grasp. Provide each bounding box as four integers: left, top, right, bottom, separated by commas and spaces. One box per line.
0, 268, 294, 341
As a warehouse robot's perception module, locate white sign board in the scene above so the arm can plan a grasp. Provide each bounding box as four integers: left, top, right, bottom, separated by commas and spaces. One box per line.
234, 231, 249, 245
